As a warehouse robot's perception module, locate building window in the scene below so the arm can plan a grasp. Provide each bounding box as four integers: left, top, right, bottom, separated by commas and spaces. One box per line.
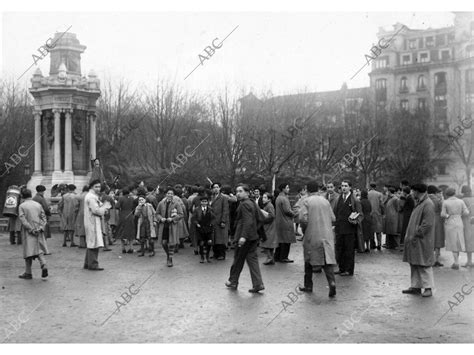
400, 99, 409, 111
400, 77, 408, 92
375, 78, 387, 89
375, 57, 388, 69
418, 38, 424, 49
426, 36, 434, 47
418, 98, 427, 110
466, 44, 474, 58
417, 75, 426, 90
436, 34, 446, 46
418, 52, 430, 63
440, 49, 451, 61
435, 72, 447, 87
448, 32, 455, 44
401, 54, 412, 65
409, 39, 417, 49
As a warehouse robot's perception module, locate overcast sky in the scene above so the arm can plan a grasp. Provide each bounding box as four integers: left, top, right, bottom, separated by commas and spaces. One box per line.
0, 3, 466, 99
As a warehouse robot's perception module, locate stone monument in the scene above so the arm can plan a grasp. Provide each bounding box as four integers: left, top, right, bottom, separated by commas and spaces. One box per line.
27, 32, 101, 199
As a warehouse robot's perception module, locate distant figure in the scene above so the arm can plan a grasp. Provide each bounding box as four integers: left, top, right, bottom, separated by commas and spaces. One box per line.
89, 158, 107, 188
274, 183, 297, 263
17, 189, 48, 280
427, 185, 445, 267
460, 185, 474, 268
368, 183, 384, 250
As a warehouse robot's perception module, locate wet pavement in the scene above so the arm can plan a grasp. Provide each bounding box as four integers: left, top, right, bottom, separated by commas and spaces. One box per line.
0, 232, 473, 343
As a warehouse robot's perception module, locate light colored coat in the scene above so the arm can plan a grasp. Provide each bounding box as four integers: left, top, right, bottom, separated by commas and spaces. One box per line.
84, 190, 108, 249
300, 193, 336, 265
156, 198, 184, 245
275, 194, 296, 243
441, 197, 469, 252
135, 202, 156, 240
18, 199, 47, 259
368, 189, 384, 233
58, 192, 79, 230
403, 193, 435, 266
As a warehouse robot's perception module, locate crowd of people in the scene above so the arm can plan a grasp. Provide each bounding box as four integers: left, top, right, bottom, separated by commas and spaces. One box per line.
6, 175, 474, 297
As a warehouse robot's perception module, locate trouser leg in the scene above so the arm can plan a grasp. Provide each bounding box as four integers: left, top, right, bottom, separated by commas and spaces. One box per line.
37, 254, 46, 268
419, 266, 434, 289
199, 241, 204, 256
162, 240, 169, 257
376, 233, 382, 247
323, 264, 335, 286
16, 232, 22, 245
10, 231, 16, 244
335, 234, 344, 272
25, 257, 33, 274
274, 245, 282, 261
206, 240, 212, 259
87, 248, 99, 269
246, 240, 263, 287
410, 264, 422, 288
304, 262, 313, 290
344, 234, 356, 274
229, 242, 249, 285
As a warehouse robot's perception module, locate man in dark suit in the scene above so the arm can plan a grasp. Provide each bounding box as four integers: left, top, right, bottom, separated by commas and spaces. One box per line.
193, 195, 215, 263
225, 184, 264, 293
333, 180, 363, 276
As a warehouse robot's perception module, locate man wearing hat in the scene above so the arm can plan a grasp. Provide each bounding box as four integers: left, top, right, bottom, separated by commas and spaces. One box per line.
58, 184, 79, 247
33, 185, 51, 255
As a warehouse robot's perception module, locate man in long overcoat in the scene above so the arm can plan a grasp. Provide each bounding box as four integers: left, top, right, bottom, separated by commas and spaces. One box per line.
368, 183, 384, 249
32, 185, 51, 254
84, 180, 111, 271
156, 188, 184, 267
210, 183, 230, 260
275, 183, 297, 263
383, 187, 400, 249
58, 184, 79, 247
402, 183, 435, 297
17, 189, 48, 279
299, 181, 337, 297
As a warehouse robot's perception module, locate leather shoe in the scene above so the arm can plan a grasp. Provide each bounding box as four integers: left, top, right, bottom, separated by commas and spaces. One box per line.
340, 272, 352, 276
41, 267, 48, 278
103, 248, 112, 252
329, 283, 336, 298
249, 284, 265, 293
422, 288, 432, 297
281, 258, 294, 263
167, 258, 173, 267
89, 267, 104, 271
225, 281, 238, 289
19, 273, 32, 279
402, 287, 421, 295
334, 270, 342, 274
298, 286, 313, 293
263, 260, 275, 265
433, 261, 444, 267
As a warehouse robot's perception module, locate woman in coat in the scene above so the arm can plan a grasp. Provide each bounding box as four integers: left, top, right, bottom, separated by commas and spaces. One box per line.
260, 193, 278, 265
360, 190, 373, 252
441, 187, 469, 269
428, 185, 445, 267
116, 187, 137, 254
461, 185, 474, 267
156, 188, 184, 267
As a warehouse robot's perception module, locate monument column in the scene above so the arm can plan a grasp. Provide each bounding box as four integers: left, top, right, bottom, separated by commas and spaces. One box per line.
89, 113, 96, 161
53, 109, 61, 172
65, 109, 73, 171
33, 111, 42, 173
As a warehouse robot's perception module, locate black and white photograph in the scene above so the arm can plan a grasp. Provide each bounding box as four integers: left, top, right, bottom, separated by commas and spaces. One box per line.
0, 0, 473, 347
